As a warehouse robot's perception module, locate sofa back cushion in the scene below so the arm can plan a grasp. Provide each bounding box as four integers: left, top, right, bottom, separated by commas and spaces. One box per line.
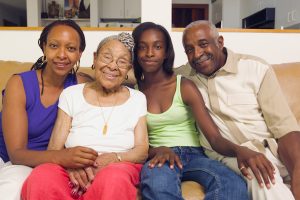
273, 63, 300, 125
0, 61, 299, 126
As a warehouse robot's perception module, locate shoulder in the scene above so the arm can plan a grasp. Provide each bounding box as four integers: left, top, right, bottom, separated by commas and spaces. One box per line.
128, 87, 146, 99
62, 83, 85, 96
174, 63, 193, 77
180, 76, 198, 92
76, 72, 94, 83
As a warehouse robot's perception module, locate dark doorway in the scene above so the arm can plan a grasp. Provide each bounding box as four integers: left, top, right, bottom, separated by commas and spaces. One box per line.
172, 4, 209, 28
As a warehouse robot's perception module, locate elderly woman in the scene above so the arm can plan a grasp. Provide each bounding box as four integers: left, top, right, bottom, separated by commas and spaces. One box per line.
21, 32, 148, 200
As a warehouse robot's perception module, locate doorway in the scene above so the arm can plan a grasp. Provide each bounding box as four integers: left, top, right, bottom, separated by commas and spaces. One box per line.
172, 4, 209, 28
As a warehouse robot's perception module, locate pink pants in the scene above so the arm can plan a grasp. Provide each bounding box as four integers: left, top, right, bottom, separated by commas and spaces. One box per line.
21, 162, 142, 200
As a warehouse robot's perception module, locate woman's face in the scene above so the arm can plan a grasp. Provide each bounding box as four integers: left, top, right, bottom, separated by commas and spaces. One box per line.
93, 39, 132, 91
137, 29, 166, 73
43, 25, 82, 76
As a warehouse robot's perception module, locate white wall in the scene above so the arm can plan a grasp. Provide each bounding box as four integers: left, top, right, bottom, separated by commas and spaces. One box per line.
0, 29, 299, 67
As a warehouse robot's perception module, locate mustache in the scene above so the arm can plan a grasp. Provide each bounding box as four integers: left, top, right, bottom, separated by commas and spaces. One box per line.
192, 54, 212, 65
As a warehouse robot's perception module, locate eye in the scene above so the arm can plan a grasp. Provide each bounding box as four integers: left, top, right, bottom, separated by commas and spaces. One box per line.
67, 47, 77, 52
185, 47, 193, 54
199, 41, 209, 48
155, 45, 162, 50
49, 43, 57, 49
138, 45, 146, 50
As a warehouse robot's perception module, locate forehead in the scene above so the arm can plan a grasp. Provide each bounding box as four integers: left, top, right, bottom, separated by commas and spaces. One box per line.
183, 25, 213, 45
47, 25, 80, 42
139, 29, 165, 43
99, 40, 130, 56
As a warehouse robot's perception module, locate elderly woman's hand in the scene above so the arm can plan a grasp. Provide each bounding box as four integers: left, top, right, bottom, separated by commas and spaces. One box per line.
94, 153, 119, 171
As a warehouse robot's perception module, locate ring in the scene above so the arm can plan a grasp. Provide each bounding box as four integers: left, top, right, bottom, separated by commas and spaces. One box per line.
239, 166, 245, 170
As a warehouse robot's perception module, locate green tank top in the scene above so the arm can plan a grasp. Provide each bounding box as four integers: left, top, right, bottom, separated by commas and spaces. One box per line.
147, 75, 201, 147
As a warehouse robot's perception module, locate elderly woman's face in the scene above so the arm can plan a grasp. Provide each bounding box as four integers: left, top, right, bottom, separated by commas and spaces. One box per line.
93, 40, 132, 91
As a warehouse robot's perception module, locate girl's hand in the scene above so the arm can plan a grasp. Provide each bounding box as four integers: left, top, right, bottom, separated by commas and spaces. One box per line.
148, 147, 182, 169
236, 146, 275, 188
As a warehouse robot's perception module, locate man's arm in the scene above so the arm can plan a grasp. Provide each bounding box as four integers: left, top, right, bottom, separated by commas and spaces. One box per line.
258, 67, 300, 197
278, 131, 300, 199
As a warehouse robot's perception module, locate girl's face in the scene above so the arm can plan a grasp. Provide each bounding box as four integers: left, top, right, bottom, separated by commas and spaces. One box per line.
137, 29, 167, 73
43, 25, 82, 76
93, 40, 132, 91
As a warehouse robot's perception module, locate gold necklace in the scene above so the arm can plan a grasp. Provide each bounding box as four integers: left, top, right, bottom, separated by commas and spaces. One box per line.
97, 92, 118, 135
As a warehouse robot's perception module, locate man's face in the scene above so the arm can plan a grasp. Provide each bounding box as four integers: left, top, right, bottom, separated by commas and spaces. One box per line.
183, 24, 225, 76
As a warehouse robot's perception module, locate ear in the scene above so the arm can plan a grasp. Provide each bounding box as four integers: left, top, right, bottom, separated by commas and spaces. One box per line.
93, 52, 97, 64
217, 36, 224, 49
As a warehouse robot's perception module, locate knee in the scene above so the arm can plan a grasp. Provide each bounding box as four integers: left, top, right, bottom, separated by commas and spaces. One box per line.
26, 163, 64, 185
141, 162, 179, 187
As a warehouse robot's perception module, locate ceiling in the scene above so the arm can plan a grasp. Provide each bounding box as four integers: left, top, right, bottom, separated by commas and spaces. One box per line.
0, 0, 26, 10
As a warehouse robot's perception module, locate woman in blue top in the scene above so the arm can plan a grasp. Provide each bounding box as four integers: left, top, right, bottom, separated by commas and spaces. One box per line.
0, 20, 98, 200
132, 22, 275, 200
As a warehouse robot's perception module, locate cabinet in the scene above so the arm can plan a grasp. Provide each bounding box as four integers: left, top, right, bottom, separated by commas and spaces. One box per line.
100, 0, 141, 19
275, 0, 300, 29
26, 0, 140, 27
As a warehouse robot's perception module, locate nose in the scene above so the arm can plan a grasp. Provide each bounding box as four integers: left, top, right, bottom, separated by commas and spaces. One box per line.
146, 47, 154, 57
194, 46, 204, 59
107, 59, 118, 70
57, 47, 67, 59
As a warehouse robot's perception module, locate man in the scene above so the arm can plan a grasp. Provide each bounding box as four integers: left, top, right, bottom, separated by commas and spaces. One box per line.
175, 20, 300, 200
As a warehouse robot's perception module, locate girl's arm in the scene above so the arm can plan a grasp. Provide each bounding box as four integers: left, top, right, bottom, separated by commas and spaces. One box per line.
181, 77, 275, 188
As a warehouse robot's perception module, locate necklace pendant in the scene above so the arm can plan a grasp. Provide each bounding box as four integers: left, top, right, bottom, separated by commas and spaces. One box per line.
102, 124, 108, 135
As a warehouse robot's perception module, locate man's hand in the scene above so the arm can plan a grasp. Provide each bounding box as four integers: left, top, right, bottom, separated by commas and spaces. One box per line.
236, 146, 275, 188
56, 146, 98, 168
148, 147, 182, 169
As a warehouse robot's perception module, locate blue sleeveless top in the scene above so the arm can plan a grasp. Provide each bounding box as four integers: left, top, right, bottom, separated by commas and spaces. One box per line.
0, 70, 77, 162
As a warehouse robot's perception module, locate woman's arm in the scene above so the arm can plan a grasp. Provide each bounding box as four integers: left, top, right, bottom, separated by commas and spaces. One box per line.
2, 75, 97, 167
2, 75, 57, 166
118, 115, 149, 163
48, 109, 98, 168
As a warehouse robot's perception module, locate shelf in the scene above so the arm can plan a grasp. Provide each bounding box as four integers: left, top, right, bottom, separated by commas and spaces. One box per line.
242, 8, 275, 29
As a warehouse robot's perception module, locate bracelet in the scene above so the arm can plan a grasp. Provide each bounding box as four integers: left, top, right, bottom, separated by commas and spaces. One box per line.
115, 153, 122, 162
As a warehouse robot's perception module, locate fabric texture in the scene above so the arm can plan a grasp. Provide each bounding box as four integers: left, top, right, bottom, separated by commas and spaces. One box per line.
0, 70, 77, 162
147, 75, 200, 148
141, 147, 248, 200
58, 84, 147, 153
21, 162, 142, 200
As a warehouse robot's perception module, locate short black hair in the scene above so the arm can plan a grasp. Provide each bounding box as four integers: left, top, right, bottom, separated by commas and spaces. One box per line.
132, 22, 175, 83
32, 20, 85, 70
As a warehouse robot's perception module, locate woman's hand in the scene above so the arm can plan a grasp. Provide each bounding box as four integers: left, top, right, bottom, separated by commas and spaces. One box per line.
94, 153, 118, 171
67, 166, 96, 198
55, 146, 98, 168
236, 146, 275, 188
148, 147, 182, 169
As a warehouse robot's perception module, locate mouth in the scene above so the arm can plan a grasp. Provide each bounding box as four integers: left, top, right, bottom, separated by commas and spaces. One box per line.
142, 59, 157, 65
54, 62, 70, 69
193, 54, 212, 65
103, 71, 118, 80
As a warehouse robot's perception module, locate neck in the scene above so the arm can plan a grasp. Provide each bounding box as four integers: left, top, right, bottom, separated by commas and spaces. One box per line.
141, 69, 172, 86
90, 81, 122, 97
41, 67, 68, 87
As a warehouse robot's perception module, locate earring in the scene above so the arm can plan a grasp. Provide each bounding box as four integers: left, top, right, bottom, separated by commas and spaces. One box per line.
141, 73, 144, 81
91, 64, 95, 69
73, 61, 80, 73
125, 75, 128, 80
37, 55, 47, 69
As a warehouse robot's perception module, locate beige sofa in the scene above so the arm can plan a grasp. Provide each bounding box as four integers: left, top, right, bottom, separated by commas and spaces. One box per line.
0, 60, 299, 199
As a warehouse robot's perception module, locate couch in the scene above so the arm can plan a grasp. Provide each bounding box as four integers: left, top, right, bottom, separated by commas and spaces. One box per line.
0, 60, 299, 200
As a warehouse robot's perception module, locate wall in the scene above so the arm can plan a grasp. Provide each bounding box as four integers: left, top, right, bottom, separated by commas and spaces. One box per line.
0, 29, 299, 67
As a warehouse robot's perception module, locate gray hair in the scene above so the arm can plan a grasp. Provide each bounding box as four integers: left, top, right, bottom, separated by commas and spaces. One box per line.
96, 32, 135, 55
182, 20, 219, 45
